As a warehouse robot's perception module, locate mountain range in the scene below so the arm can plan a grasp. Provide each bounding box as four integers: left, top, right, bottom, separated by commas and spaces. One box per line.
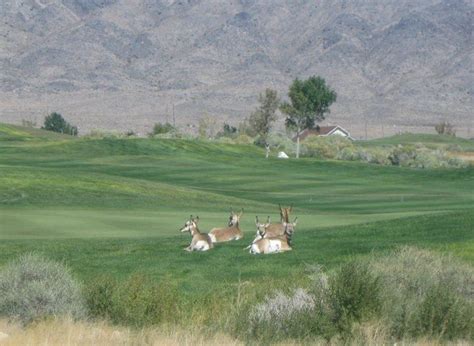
0, 0, 472, 137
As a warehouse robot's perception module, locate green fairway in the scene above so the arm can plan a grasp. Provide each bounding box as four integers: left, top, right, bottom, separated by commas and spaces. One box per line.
358, 133, 474, 151
0, 124, 473, 290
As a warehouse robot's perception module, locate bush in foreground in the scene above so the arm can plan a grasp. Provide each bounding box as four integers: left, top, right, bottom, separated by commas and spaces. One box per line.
0, 254, 85, 324
85, 274, 179, 327
241, 247, 473, 343
370, 246, 473, 340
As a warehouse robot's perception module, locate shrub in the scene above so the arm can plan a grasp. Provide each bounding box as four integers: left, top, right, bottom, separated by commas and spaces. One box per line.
84, 275, 117, 320
0, 253, 85, 324
369, 246, 474, 340
150, 122, 175, 136
407, 284, 473, 339
216, 123, 238, 139
388, 144, 417, 166
302, 136, 354, 159
435, 121, 456, 136
82, 130, 122, 139
234, 134, 254, 144
446, 144, 462, 152
265, 133, 296, 155
85, 274, 179, 327
215, 136, 235, 144
247, 288, 317, 341
329, 261, 381, 334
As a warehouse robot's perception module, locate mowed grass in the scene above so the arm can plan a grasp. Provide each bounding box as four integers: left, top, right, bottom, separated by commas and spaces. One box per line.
358, 133, 474, 151
0, 124, 473, 292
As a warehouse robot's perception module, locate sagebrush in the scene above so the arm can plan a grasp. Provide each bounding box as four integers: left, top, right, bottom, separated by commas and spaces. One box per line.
0, 253, 85, 324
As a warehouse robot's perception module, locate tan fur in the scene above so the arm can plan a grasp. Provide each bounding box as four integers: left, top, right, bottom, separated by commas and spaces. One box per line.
279, 204, 293, 223
249, 218, 297, 255
256, 205, 293, 238
251, 236, 292, 254
209, 210, 244, 243
180, 216, 213, 251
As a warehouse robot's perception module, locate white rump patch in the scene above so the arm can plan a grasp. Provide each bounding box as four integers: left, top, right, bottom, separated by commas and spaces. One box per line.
267, 240, 282, 253
278, 151, 289, 159
195, 240, 210, 251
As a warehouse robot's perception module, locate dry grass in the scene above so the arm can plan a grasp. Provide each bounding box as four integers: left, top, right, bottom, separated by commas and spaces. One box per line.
0, 318, 242, 346
0, 318, 472, 345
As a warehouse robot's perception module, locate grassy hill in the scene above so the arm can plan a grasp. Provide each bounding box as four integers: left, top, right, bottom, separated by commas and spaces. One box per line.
0, 125, 473, 288
358, 133, 474, 151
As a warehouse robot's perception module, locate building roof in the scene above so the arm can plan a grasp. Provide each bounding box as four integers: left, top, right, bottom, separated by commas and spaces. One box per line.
294, 125, 352, 141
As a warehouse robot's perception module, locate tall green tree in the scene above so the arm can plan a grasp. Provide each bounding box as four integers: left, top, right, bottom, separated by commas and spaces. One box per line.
248, 88, 280, 142
42, 112, 78, 136
281, 76, 336, 158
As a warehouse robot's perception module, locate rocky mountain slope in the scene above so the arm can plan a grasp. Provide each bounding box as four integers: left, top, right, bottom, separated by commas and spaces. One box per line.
0, 0, 472, 137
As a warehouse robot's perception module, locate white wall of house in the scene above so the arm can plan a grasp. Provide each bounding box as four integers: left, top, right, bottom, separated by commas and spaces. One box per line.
330, 129, 348, 137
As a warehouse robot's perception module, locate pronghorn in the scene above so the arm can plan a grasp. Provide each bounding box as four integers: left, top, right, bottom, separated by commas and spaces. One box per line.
208, 209, 244, 243
179, 215, 213, 251
254, 205, 293, 238
249, 217, 298, 254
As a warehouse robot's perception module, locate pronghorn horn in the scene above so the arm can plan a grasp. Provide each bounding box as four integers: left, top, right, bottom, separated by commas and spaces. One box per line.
289, 205, 293, 212
266, 215, 270, 223
255, 216, 259, 223
293, 216, 298, 224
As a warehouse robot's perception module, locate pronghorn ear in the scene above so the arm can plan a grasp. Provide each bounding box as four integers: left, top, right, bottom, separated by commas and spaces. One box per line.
279, 204, 282, 212
255, 216, 259, 225
195, 216, 199, 222
289, 205, 293, 212
239, 208, 243, 217
190, 214, 193, 220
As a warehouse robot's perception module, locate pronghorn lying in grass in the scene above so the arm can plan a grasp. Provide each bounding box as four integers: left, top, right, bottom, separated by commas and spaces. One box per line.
179, 215, 213, 251
249, 217, 297, 254
208, 209, 244, 243
253, 205, 293, 238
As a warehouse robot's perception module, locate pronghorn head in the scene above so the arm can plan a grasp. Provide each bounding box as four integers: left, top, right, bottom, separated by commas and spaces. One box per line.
228, 209, 243, 227
279, 204, 293, 223
283, 217, 298, 245
180, 215, 199, 234
255, 215, 271, 238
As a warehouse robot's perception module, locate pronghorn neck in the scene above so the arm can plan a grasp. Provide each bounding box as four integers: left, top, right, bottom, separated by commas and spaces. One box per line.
190, 225, 201, 236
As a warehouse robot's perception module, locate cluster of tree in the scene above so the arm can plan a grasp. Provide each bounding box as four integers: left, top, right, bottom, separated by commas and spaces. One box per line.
435, 121, 456, 136
42, 112, 78, 136
38, 76, 338, 159
240, 76, 336, 158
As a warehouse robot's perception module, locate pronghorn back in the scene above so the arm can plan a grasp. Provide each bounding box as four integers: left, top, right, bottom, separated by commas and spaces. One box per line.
209, 210, 244, 243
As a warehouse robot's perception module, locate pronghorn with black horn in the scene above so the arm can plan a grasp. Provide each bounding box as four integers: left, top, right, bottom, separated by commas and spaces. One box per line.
208, 209, 244, 243
249, 217, 298, 254
179, 215, 213, 251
